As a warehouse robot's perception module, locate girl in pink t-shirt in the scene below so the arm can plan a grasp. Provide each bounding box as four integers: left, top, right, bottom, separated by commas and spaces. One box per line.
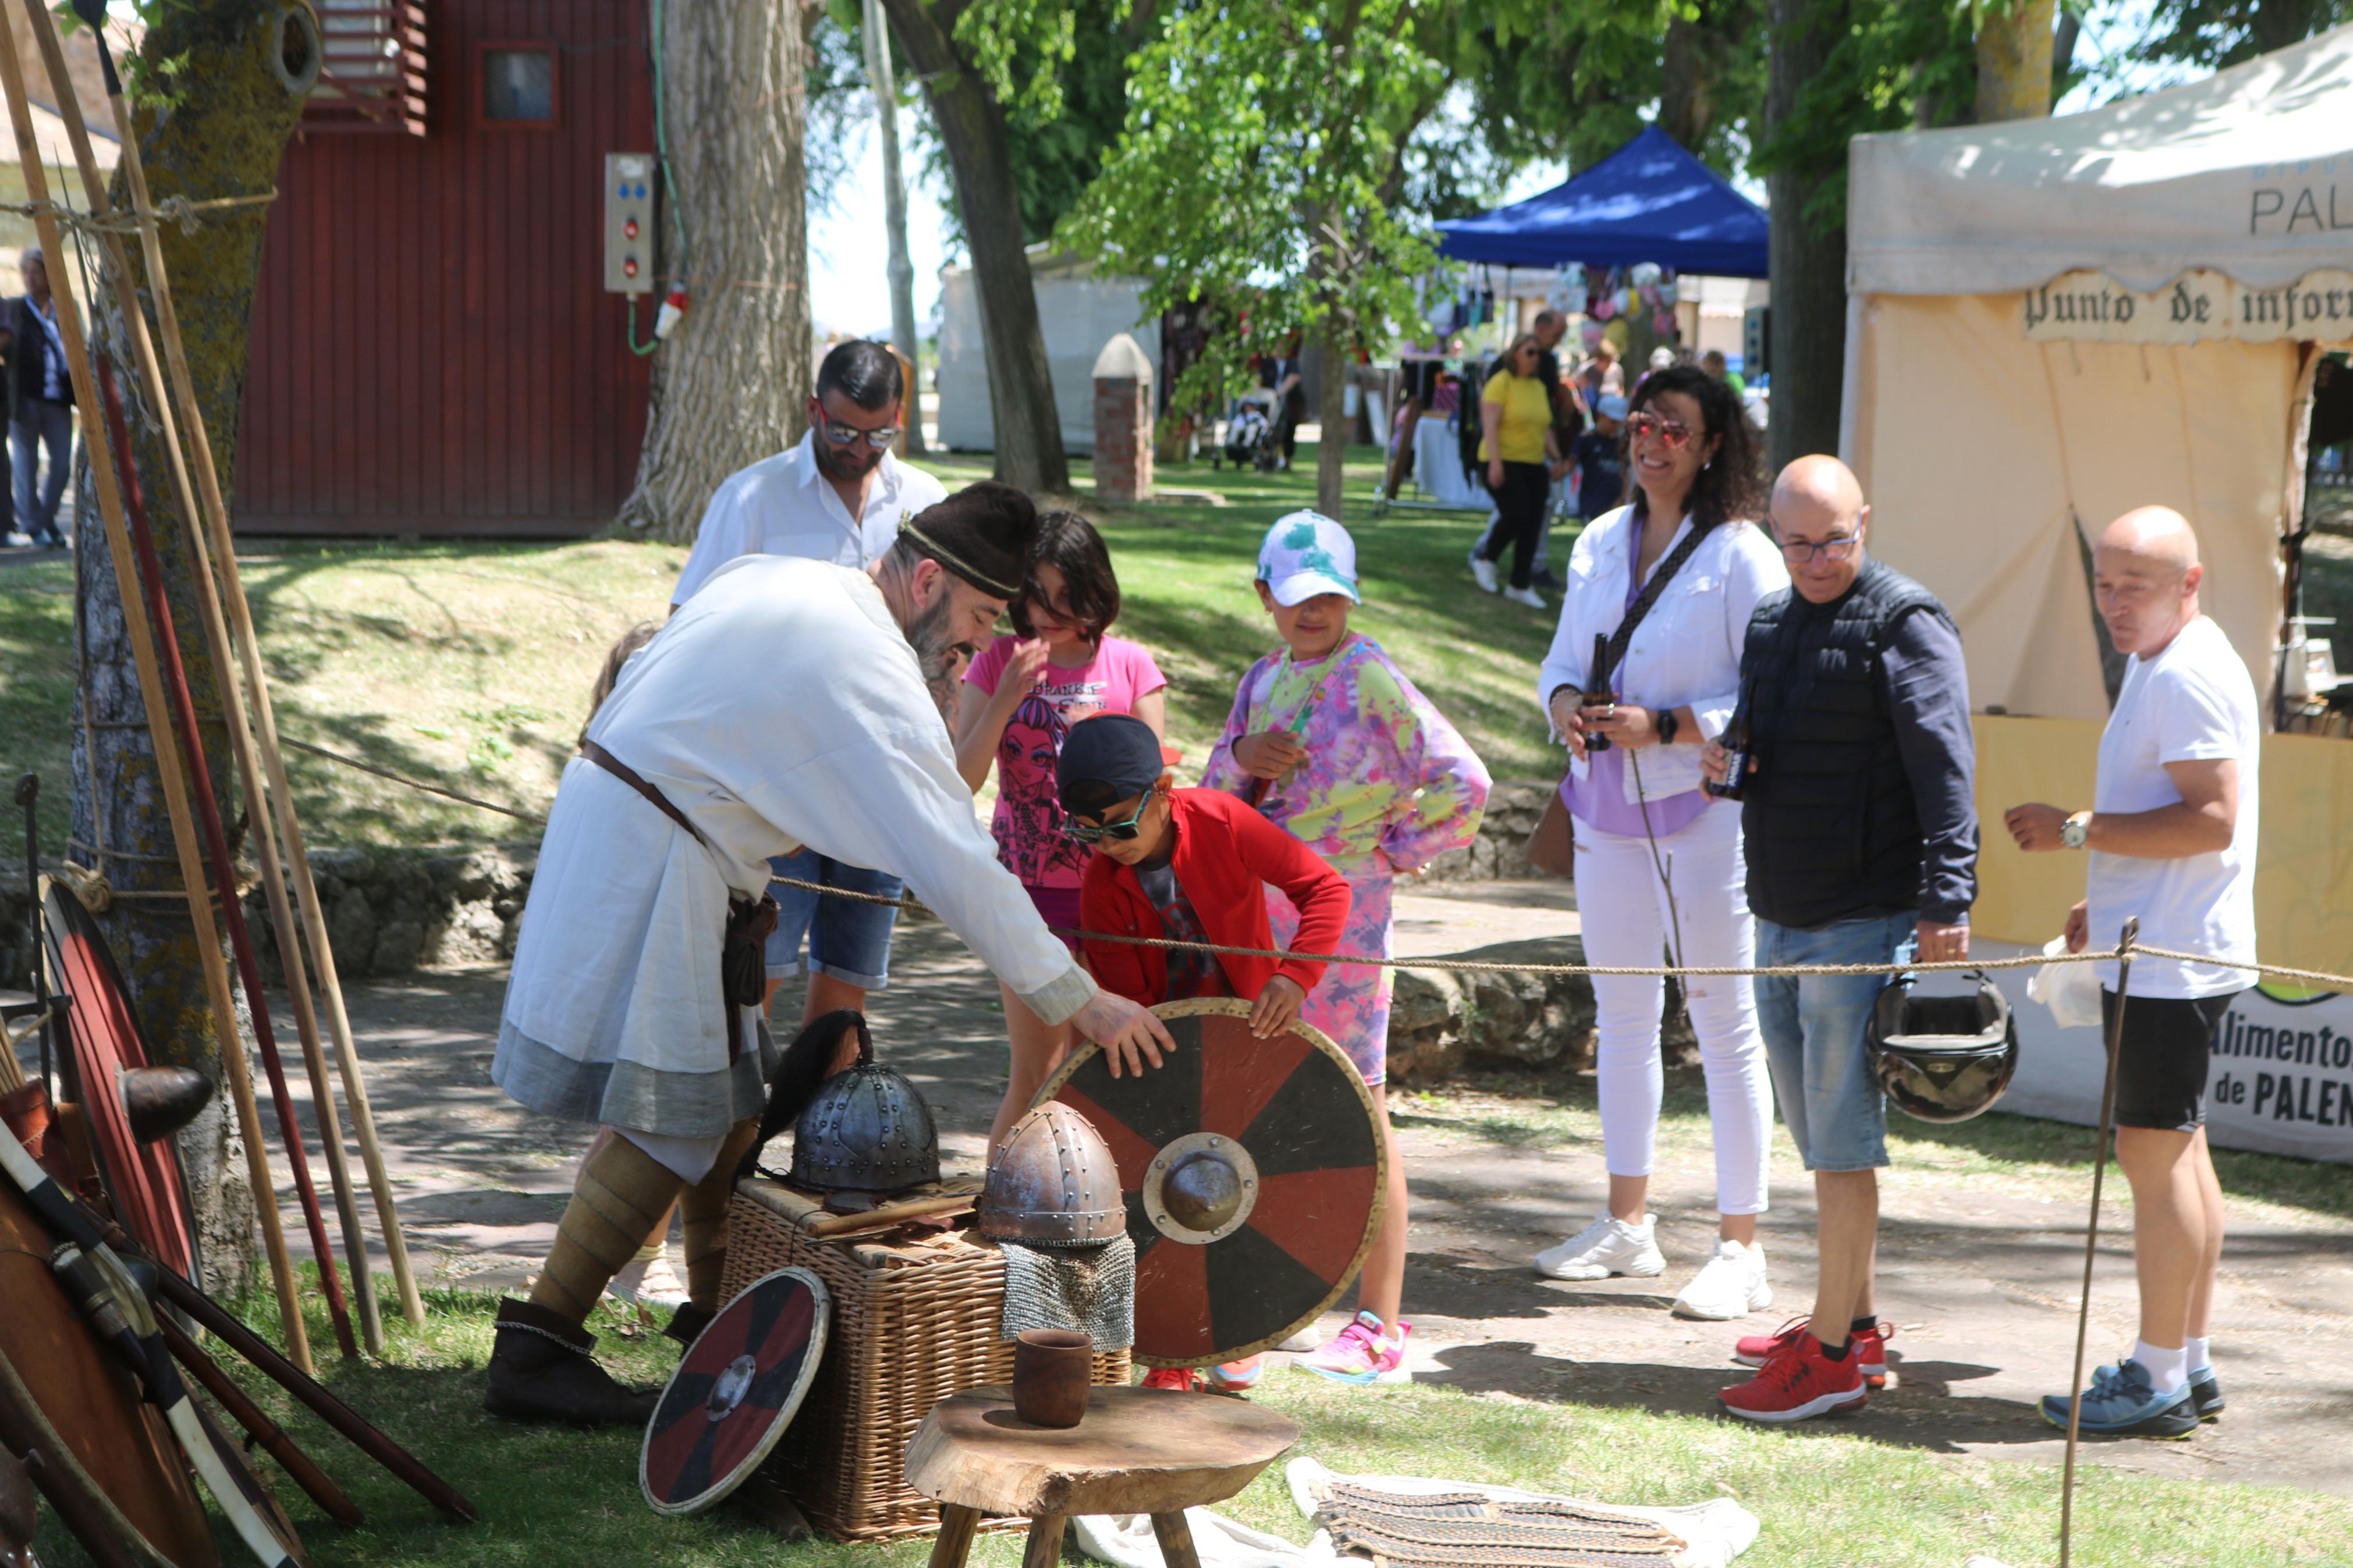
954, 510, 1167, 1144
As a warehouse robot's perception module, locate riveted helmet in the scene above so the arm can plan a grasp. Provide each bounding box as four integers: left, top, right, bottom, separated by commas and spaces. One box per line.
787, 1063, 941, 1193
1866, 972, 2018, 1124
979, 1103, 1126, 1246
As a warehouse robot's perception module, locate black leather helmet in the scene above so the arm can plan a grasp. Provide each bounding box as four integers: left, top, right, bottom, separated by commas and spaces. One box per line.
1867, 972, 2019, 1123
978, 1103, 1126, 1246
787, 1063, 941, 1193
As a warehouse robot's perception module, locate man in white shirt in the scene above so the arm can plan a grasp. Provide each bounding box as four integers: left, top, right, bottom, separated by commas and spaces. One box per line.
671, 340, 952, 1033
486, 483, 1173, 1425
2004, 504, 2258, 1441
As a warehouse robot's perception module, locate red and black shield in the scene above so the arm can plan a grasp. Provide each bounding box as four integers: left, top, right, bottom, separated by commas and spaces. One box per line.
640, 1268, 831, 1516
40, 881, 201, 1281
1037, 998, 1385, 1368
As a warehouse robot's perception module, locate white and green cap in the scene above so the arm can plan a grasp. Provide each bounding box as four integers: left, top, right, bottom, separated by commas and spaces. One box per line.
1256, 510, 1360, 606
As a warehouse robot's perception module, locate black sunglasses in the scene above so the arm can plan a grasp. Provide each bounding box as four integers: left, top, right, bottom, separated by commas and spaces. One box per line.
1063, 797, 1151, 843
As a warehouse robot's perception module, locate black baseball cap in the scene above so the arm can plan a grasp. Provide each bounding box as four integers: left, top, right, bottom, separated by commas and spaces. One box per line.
1056, 714, 1166, 817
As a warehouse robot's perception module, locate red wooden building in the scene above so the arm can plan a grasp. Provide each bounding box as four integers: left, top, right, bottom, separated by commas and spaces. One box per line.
235, 0, 655, 536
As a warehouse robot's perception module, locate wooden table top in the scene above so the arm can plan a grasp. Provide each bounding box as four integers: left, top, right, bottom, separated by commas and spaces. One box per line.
905, 1385, 1300, 1519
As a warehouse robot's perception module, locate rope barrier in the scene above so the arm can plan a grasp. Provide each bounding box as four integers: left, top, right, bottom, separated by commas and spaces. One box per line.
273, 732, 2353, 993
0, 190, 276, 237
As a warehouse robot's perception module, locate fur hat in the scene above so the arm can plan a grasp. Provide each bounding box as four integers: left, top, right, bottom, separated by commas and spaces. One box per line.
899, 482, 1037, 599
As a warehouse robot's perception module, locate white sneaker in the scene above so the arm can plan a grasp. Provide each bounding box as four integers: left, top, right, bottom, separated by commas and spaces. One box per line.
1671, 1239, 1772, 1320
1532, 1214, 1666, 1281
1277, 1324, 1325, 1353
1503, 585, 1546, 610
1470, 556, 1500, 593
608, 1244, 691, 1308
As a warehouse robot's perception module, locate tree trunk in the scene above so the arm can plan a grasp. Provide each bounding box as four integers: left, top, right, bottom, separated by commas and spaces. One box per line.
1763, 0, 1848, 473
1975, 0, 2056, 123
862, 0, 925, 454
1316, 317, 1349, 518
616, 0, 812, 541
881, 0, 1069, 496
70, 0, 311, 1287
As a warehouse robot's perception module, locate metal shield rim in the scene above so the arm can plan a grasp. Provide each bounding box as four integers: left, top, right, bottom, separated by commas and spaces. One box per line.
1033, 997, 1387, 1367
637, 1266, 832, 1517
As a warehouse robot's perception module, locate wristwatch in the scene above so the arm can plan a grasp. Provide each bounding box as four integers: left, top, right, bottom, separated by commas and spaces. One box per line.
2061, 810, 2092, 849
1655, 707, 1680, 745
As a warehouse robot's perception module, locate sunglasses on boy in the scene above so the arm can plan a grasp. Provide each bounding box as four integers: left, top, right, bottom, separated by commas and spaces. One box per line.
1624, 411, 1694, 449
1062, 797, 1151, 843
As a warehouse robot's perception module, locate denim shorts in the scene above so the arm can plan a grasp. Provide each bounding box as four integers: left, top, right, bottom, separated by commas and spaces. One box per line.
1755, 912, 1914, 1172
765, 850, 902, 989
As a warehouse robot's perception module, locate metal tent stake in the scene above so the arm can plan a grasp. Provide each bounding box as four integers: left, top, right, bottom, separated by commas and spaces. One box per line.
2059, 913, 2138, 1568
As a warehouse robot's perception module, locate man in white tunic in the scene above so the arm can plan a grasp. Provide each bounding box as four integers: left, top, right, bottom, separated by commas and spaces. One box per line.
485, 483, 1173, 1424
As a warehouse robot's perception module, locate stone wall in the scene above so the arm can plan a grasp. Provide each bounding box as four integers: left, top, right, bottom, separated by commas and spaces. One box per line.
238, 844, 538, 985
1420, 778, 1552, 883
1385, 934, 1697, 1086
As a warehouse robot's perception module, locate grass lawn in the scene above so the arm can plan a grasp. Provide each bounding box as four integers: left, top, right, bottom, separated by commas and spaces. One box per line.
0, 445, 1542, 859
31, 1277, 2346, 1568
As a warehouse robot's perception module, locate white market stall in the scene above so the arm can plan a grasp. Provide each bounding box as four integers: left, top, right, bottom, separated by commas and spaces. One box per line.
1843, 24, 2353, 1161
935, 249, 1160, 455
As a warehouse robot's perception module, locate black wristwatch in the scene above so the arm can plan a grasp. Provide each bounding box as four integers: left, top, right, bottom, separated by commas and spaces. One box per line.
1656, 707, 1679, 745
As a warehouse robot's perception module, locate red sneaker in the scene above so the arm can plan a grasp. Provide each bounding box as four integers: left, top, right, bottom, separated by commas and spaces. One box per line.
1141, 1367, 1202, 1393
1719, 1332, 1867, 1423
1733, 1317, 1894, 1390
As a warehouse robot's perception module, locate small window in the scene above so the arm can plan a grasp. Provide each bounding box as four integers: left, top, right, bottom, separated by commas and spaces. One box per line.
481, 46, 555, 125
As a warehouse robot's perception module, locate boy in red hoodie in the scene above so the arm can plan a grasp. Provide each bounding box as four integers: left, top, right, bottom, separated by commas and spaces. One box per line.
1056, 713, 1351, 1392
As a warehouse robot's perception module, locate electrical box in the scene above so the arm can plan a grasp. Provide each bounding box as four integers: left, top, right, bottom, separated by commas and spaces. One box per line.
1743, 305, 1770, 379
605, 152, 655, 296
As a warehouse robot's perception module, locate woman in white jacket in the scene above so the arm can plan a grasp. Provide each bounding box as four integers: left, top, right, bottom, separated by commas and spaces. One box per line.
1531, 365, 1789, 1320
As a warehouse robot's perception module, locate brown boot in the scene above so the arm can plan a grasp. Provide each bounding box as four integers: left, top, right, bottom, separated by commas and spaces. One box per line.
484, 1298, 658, 1427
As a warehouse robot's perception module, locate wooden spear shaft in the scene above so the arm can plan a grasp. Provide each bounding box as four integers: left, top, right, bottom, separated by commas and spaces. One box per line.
69, 9, 425, 1331
19, 0, 384, 1355
0, 18, 312, 1371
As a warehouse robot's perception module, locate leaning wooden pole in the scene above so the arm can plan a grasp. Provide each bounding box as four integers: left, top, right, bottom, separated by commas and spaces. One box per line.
0, 17, 312, 1371
70, 5, 424, 1331
22, 0, 384, 1354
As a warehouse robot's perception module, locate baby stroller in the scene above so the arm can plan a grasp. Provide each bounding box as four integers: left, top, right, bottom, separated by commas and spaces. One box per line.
1213, 388, 1280, 471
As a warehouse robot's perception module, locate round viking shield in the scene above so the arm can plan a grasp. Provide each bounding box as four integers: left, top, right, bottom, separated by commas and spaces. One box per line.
41, 881, 201, 1281
640, 1268, 831, 1516
1036, 998, 1386, 1368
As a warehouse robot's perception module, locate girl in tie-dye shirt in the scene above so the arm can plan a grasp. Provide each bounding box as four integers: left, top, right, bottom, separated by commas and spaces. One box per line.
1202, 511, 1490, 1389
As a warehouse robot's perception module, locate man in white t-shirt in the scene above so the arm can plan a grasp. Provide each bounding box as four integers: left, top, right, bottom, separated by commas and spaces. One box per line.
2004, 504, 2258, 1441
670, 340, 953, 1032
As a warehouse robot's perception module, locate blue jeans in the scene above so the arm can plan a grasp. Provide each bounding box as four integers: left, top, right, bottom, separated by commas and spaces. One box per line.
764, 851, 902, 989
12, 399, 72, 542
1755, 913, 1914, 1172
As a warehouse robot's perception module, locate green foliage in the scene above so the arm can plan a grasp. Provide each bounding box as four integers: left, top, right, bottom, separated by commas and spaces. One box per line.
1062, 0, 1455, 415
2125, 0, 2353, 71
1751, 0, 1977, 237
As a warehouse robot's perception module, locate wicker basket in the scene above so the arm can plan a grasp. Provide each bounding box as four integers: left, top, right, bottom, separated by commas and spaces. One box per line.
722, 1178, 1133, 1541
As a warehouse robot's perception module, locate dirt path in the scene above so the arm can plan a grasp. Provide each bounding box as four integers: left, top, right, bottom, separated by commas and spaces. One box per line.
28, 879, 2348, 1498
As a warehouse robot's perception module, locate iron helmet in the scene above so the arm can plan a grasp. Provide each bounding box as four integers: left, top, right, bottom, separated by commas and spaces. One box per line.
979, 1103, 1126, 1246
786, 1063, 941, 1193
1866, 972, 2019, 1124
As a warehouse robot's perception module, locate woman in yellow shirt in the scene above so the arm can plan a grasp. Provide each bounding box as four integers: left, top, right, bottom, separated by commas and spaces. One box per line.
1472, 332, 1565, 609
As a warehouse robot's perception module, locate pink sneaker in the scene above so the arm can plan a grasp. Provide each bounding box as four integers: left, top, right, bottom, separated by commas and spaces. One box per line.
1295, 1311, 1410, 1386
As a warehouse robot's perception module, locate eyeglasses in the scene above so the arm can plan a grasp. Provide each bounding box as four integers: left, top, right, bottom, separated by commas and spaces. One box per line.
816, 415, 901, 450
1777, 533, 1861, 564
1624, 412, 1693, 449
1063, 798, 1151, 844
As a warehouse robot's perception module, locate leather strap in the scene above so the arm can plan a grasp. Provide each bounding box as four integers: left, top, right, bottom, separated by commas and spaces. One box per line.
580, 739, 710, 851
1593, 514, 1716, 689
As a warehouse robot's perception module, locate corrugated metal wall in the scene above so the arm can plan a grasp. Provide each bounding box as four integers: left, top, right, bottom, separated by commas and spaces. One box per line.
235, 0, 655, 536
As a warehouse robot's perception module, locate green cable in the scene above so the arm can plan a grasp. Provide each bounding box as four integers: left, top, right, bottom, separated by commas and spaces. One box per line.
627, 294, 658, 356
650, 0, 690, 273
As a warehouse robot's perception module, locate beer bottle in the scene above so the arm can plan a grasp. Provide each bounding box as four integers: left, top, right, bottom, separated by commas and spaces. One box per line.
1708, 681, 1752, 800
1582, 634, 1616, 753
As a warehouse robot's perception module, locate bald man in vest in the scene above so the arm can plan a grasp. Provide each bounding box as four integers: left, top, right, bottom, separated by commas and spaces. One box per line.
1703, 454, 1979, 1424
2005, 506, 2256, 1438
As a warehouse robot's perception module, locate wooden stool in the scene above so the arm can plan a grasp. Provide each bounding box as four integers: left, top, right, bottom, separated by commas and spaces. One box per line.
906, 1385, 1300, 1568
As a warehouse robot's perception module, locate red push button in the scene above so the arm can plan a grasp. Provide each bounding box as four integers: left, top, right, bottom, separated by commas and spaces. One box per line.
624, 218, 639, 240
623, 257, 639, 278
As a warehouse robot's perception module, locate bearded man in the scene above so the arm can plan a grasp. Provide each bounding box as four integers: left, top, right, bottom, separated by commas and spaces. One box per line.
485, 483, 1174, 1424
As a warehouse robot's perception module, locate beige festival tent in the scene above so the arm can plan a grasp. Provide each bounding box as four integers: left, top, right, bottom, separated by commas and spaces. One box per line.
1841, 24, 2353, 975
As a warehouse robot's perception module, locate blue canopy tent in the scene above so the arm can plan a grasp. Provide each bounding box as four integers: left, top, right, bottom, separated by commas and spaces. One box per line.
1434, 126, 1769, 278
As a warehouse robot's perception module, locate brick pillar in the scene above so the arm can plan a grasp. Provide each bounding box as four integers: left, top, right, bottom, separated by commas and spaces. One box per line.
1091, 333, 1154, 503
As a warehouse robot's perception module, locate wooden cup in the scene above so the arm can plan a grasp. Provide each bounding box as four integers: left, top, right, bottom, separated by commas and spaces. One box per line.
1011, 1329, 1093, 1428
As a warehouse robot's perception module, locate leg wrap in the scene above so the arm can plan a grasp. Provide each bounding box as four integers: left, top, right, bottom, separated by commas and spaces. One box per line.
531, 1133, 686, 1322
682, 1118, 763, 1309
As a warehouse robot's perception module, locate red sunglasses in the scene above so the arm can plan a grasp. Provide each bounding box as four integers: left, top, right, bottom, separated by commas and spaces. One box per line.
1624, 411, 1694, 449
